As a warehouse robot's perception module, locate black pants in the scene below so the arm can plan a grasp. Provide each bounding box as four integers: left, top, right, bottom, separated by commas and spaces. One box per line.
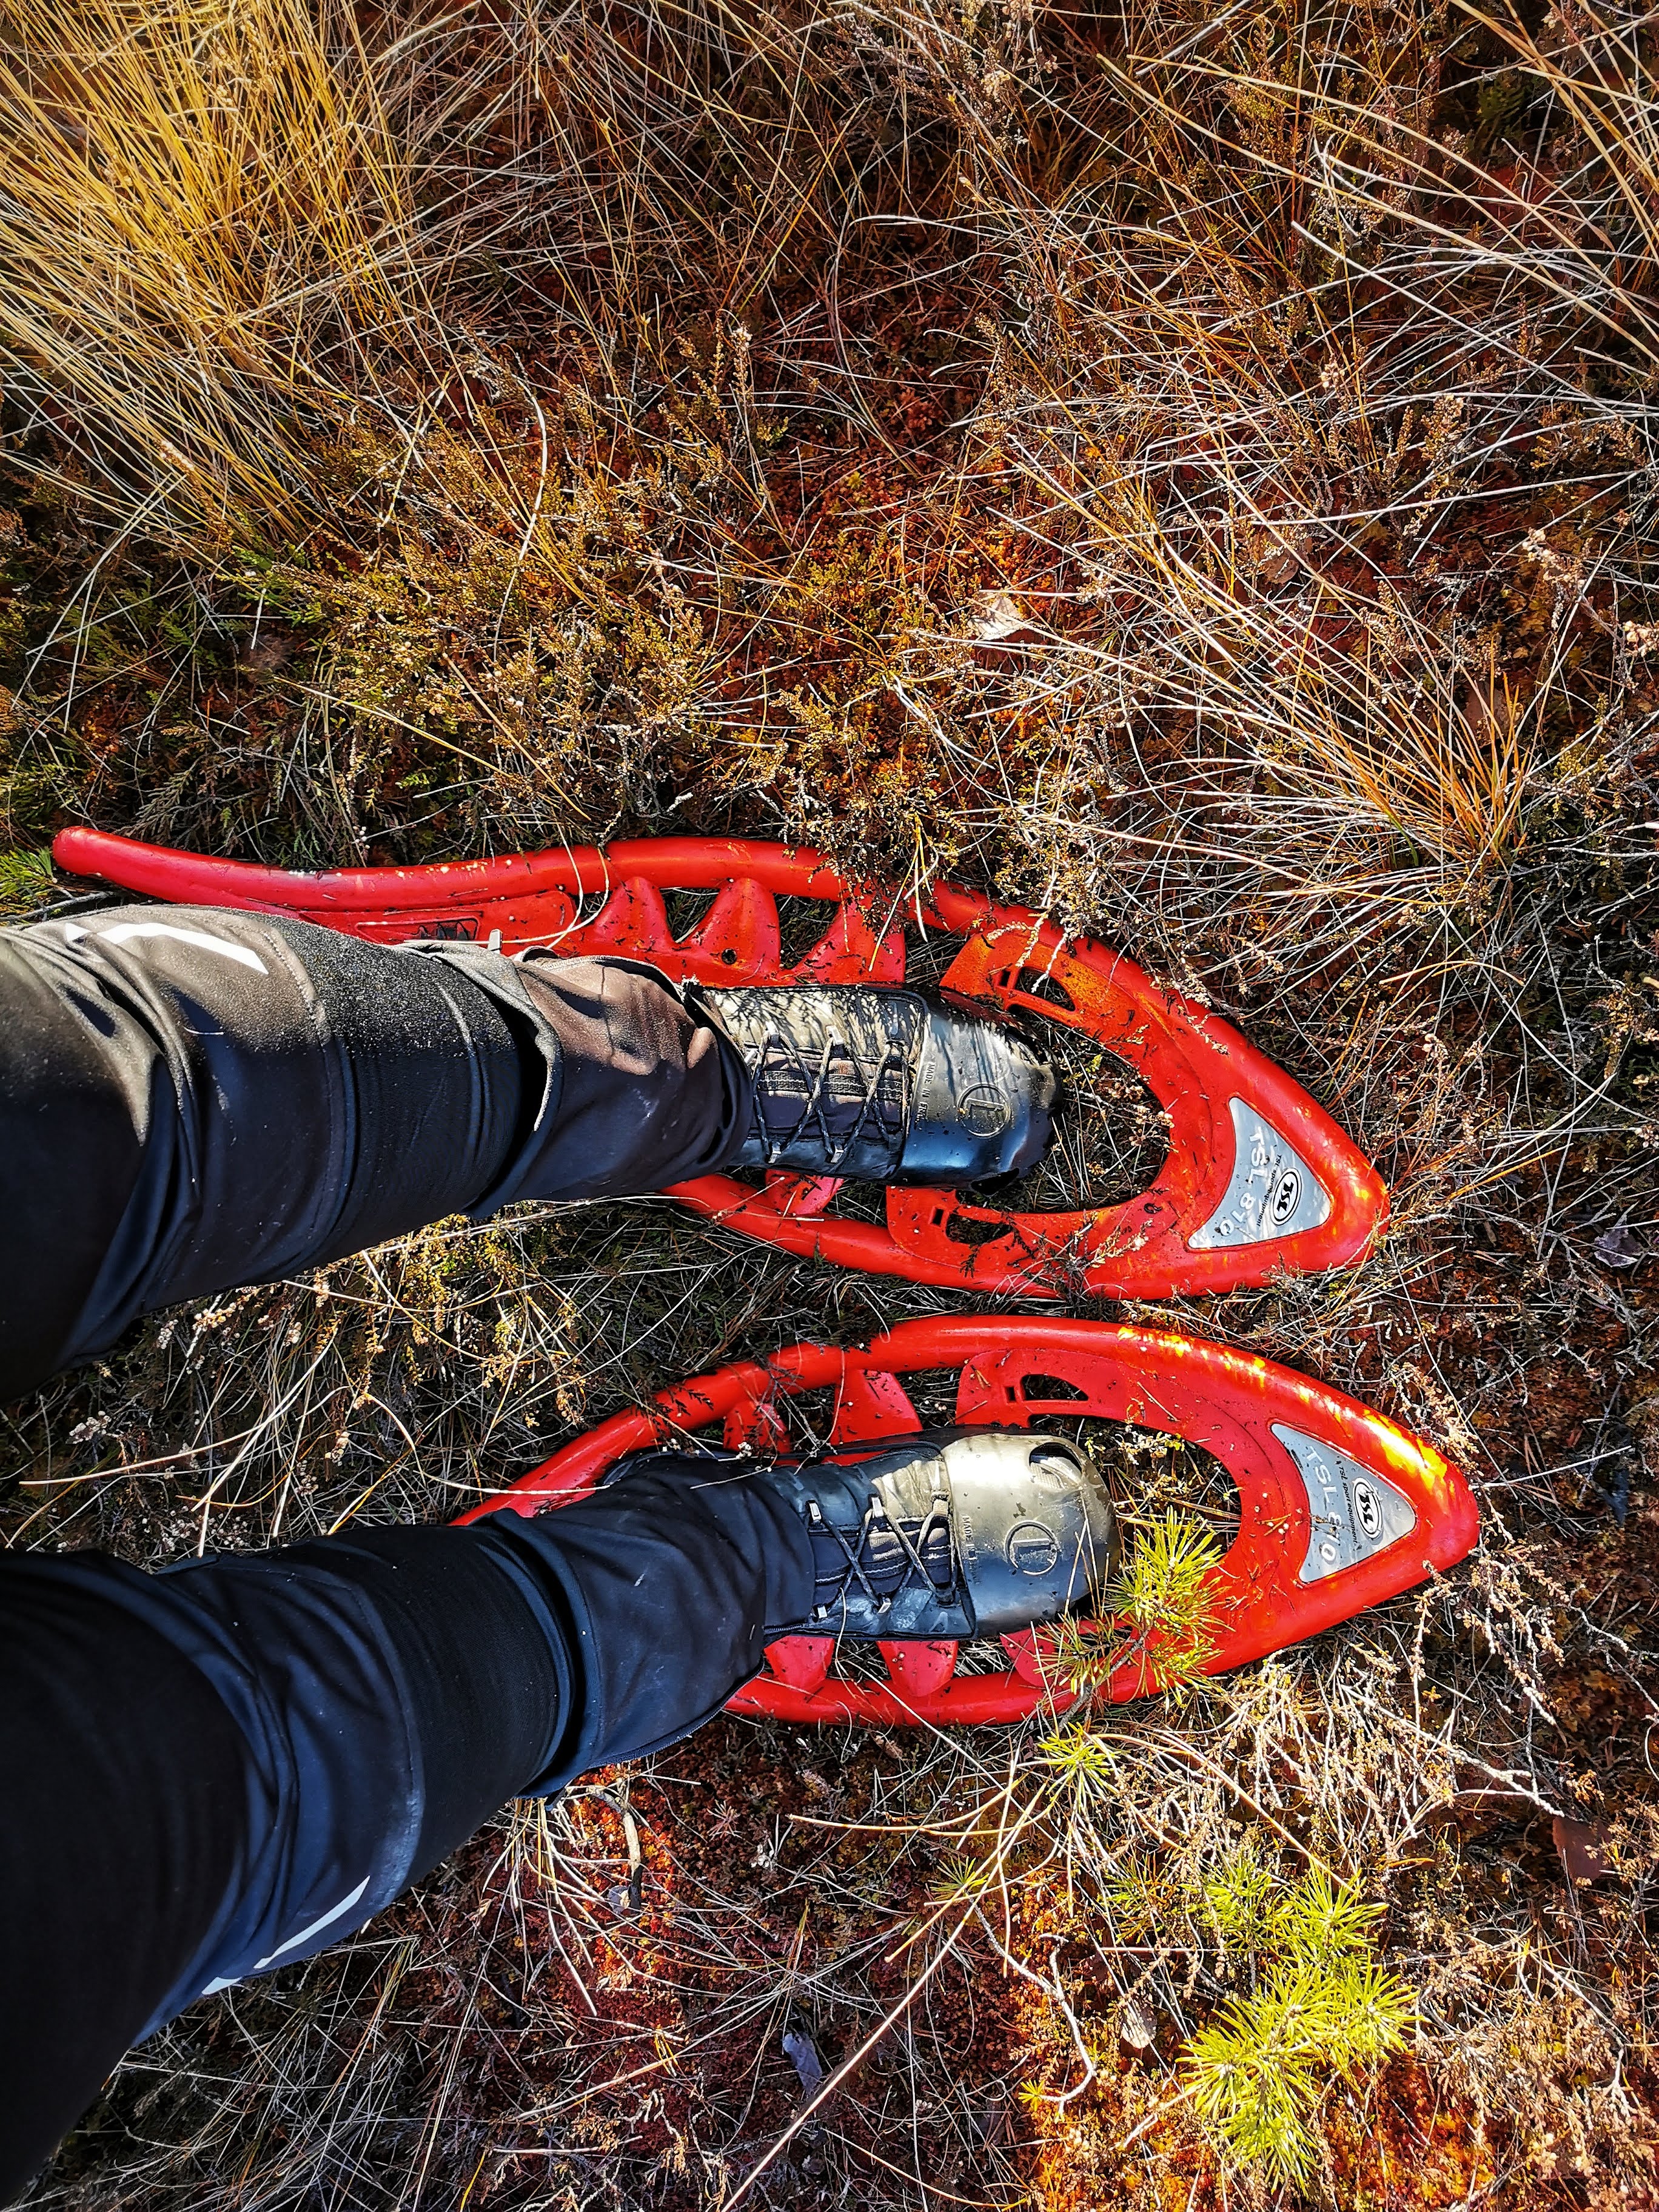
0, 903, 754, 1393
0, 907, 811, 2201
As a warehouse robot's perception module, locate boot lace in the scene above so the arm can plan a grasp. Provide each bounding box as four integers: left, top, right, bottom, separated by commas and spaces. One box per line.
749, 1024, 909, 1169
803, 1486, 958, 1620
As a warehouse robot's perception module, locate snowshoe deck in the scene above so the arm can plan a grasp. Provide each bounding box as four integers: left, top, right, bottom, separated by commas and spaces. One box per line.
51, 828, 1387, 1299
457, 1315, 1478, 1726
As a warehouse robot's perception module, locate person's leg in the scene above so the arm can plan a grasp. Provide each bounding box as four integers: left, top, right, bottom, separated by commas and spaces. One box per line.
0, 907, 742, 1396
0, 901, 1055, 1396
0, 1453, 813, 2204
0, 1426, 1113, 2199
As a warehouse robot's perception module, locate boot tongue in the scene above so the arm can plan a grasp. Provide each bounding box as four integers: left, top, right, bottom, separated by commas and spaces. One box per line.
802, 1450, 957, 1607
701, 986, 923, 1175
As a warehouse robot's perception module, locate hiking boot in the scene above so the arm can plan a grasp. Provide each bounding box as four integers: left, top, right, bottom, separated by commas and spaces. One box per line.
631, 1427, 1118, 1640
697, 985, 1056, 1187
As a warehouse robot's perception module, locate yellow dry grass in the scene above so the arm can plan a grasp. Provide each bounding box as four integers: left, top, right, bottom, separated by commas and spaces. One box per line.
0, 0, 440, 541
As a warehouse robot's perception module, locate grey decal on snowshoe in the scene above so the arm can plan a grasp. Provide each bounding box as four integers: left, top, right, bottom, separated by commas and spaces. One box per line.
1272, 1424, 1418, 1583
1187, 1098, 1333, 1249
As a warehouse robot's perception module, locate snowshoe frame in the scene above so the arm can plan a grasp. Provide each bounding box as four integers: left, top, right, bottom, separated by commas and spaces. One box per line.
458, 1314, 1477, 1726
52, 828, 1387, 1299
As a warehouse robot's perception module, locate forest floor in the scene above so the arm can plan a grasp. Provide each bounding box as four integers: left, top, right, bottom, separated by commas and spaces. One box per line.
1, 0, 1657, 2204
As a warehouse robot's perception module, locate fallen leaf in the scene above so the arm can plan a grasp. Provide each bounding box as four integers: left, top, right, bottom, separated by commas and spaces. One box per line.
1553, 1814, 1612, 1883
782, 2025, 825, 2094
1594, 1222, 1646, 1269
971, 589, 1050, 658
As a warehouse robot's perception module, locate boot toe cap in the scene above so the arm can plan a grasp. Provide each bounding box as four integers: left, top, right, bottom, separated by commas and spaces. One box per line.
900, 1010, 1056, 1185
936, 1430, 1118, 1636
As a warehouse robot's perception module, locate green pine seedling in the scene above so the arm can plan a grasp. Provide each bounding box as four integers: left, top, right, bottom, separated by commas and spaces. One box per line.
1267, 1860, 1386, 1966
1051, 1510, 1225, 1700
0, 847, 55, 916
1199, 1832, 1276, 1958
1107, 1509, 1225, 1694
1102, 1851, 1184, 1944
1037, 1724, 1117, 1793
1182, 1861, 1416, 2185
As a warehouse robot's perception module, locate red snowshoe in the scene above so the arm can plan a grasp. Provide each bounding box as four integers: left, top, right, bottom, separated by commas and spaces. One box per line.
457, 1314, 1478, 1726
51, 829, 1387, 1300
